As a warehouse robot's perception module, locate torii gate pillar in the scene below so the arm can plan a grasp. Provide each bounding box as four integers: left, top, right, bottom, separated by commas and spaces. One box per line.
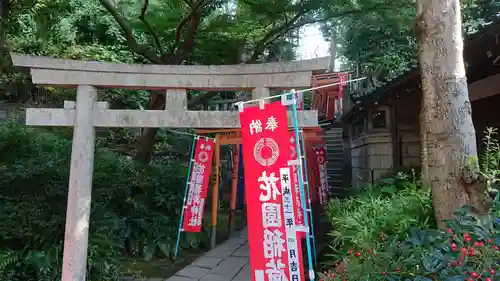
63, 85, 98, 281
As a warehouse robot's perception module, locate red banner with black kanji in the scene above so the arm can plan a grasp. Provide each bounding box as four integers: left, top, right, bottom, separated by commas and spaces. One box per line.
182, 138, 215, 232
240, 101, 303, 281
313, 146, 329, 205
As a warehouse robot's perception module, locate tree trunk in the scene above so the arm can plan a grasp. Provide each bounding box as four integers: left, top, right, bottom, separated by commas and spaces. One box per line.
0, 0, 10, 73
419, 96, 430, 191
416, 0, 481, 228
134, 91, 165, 163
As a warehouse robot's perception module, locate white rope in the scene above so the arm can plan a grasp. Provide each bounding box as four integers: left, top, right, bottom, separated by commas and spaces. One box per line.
234, 76, 366, 106
166, 129, 216, 140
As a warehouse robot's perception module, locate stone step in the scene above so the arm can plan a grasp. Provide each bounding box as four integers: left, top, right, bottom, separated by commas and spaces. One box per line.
325, 143, 343, 147
324, 128, 343, 133
324, 143, 343, 147
326, 159, 343, 163
323, 137, 343, 141
325, 151, 343, 157
328, 179, 343, 183
324, 133, 342, 137
326, 166, 343, 171
328, 178, 343, 182
325, 145, 343, 149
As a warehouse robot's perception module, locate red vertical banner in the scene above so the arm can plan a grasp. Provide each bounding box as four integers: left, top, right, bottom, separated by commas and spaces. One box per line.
337, 72, 347, 100
240, 102, 303, 281
313, 146, 329, 205
182, 138, 216, 232
288, 132, 304, 228
287, 131, 306, 278
295, 92, 303, 110
337, 72, 348, 116
308, 146, 319, 203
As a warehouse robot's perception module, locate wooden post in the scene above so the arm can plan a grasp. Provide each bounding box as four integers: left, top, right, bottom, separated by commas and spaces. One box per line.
242, 179, 247, 226
228, 145, 239, 235
251, 87, 270, 100
210, 134, 221, 249
61, 85, 97, 281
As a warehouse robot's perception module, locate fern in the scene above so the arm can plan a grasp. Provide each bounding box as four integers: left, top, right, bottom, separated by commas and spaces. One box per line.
478, 127, 500, 190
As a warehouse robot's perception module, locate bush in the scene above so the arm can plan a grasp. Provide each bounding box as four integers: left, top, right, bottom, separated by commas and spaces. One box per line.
0, 122, 199, 281
320, 202, 500, 281
325, 171, 435, 262
321, 127, 500, 280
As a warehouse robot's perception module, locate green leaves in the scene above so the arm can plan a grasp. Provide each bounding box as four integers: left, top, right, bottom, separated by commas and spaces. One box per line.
322, 166, 500, 280
325, 171, 435, 268
0, 122, 193, 280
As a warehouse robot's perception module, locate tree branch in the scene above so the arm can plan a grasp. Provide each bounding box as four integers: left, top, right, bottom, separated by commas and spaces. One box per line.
164, 0, 208, 60
182, 0, 194, 8
247, 11, 305, 62
139, 0, 165, 55
98, 0, 162, 64
187, 91, 219, 107
248, 1, 410, 63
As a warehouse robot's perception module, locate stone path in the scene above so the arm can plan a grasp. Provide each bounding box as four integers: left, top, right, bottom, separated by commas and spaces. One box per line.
168, 229, 250, 281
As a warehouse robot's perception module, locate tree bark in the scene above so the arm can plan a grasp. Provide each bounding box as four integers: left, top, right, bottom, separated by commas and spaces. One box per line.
416, 0, 492, 228
419, 94, 431, 191
0, 0, 10, 73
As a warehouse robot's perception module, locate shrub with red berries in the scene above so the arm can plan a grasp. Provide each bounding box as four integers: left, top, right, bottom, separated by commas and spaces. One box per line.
319, 203, 500, 281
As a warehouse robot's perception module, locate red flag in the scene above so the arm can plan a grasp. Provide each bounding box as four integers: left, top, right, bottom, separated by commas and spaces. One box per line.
308, 146, 319, 203
182, 138, 216, 232
295, 92, 303, 110
288, 131, 306, 278
313, 146, 329, 205
337, 72, 347, 100
240, 102, 303, 281
288, 132, 305, 228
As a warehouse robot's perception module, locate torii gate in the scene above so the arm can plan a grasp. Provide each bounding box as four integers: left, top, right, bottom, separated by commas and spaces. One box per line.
10, 53, 329, 281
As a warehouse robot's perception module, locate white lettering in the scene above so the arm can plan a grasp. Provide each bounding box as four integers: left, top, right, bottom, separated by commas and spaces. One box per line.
259, 171, 280, 201
266, 116, 279, 131
265, 258, 288, 281
263, 229, 286, 258
250, 120, 263, 135
262, 203, 282, 228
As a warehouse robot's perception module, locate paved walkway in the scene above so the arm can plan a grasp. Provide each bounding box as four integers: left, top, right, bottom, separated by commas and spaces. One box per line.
168, 229, 250, 281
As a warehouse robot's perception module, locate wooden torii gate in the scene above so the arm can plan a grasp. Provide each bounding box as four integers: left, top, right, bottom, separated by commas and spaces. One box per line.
11, 53, 329, 281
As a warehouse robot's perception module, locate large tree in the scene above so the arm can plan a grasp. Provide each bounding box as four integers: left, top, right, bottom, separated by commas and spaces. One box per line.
416, 0, 494, 228
0, 0, 9, 73
96, 0, 408, 163
323, 0, 498, 93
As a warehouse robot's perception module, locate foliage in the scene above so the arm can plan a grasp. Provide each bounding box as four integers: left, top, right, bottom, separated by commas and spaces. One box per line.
322, 128, 500, 280
325, 171, 435, 262
477, 127, 500, 191
320, 203, 500, 281
0, 122, 199, 281
322, 0, 500, 97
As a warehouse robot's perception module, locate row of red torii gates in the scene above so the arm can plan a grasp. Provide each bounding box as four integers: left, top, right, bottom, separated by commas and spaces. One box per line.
10, 53, 344, 281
